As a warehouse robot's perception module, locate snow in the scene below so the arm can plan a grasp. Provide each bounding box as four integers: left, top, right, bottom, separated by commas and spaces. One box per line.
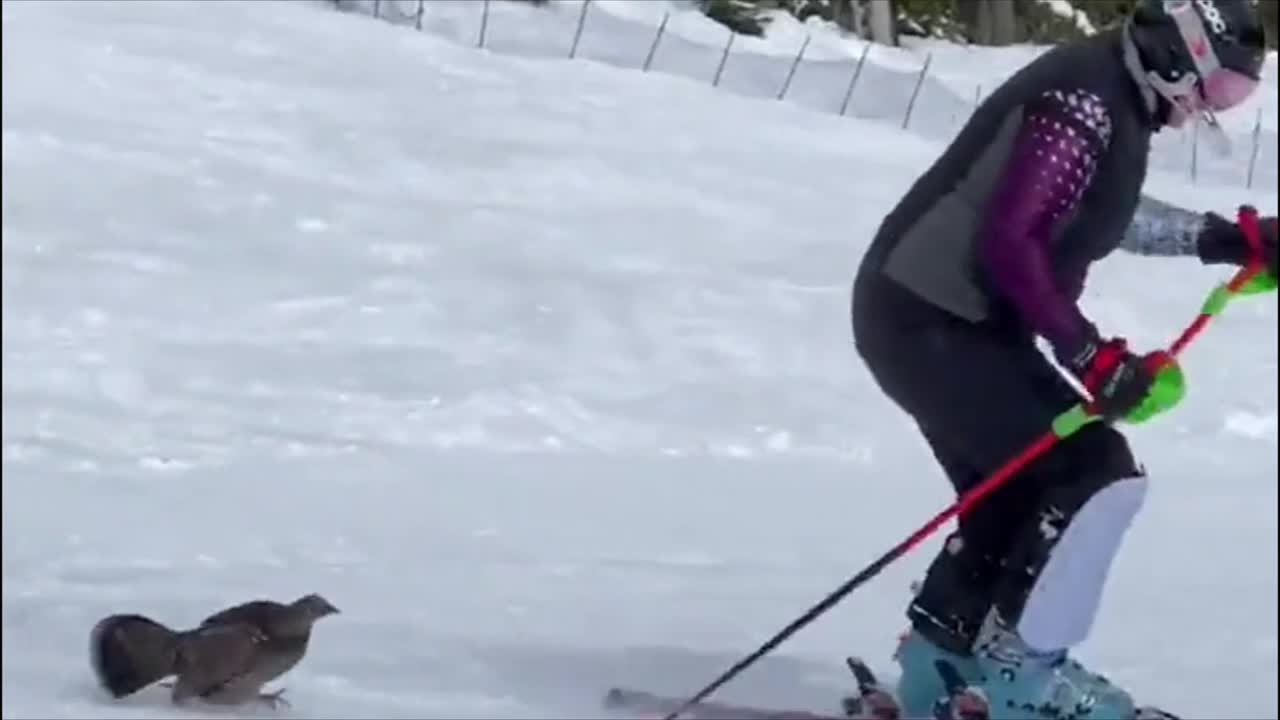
333, 0, 1278, 188
1, 1, 1275, 719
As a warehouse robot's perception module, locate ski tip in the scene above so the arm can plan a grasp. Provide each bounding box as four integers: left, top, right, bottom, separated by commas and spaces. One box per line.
841, 658, 903, 720
603, 687, 627, 708
602, 687, 680, 719
844, 656, 879, 689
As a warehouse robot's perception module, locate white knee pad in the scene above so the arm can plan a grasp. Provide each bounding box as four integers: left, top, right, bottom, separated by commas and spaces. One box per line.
1016, 475, 1148, 652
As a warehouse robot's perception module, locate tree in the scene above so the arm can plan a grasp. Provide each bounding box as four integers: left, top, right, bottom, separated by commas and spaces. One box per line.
1259, 0, 1278, 48
700, 0, 771, 36
957, 0, 1019, 45
830, 0, 856, 32
695, 0, 1278, 48
864, 0, 898, 45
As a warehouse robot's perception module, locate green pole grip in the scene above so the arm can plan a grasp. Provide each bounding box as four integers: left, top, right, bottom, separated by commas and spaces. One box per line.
1052, 403, 1098, 438
1200, 283, 1232, 316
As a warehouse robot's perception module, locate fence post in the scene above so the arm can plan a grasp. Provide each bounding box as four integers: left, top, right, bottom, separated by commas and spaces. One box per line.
712, 30, 735, 88
569, 0, 591, 59
643, 13, 668, 72
415, 0, 424, 30
640, 12, 670, 71
839, 43, 871, 117
373, 0, 381, 18
1190, 117, 1199, 184
777, 35, 810, 101
1246, 106, 1262, 189
477, 0, 490, 48
902, 52, 932, 131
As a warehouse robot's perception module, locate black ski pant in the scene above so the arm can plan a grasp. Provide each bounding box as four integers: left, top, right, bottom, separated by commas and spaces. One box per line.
850, 269, 1143, 654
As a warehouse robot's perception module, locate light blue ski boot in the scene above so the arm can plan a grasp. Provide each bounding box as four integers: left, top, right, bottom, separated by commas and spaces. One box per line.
893, 627, 982, 718
970, 615, 1136, 719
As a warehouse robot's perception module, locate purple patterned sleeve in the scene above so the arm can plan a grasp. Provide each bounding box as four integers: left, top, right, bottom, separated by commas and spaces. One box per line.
978, 89, 1112, 357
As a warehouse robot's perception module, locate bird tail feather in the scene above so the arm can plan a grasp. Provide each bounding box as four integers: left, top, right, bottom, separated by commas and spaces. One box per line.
89, 613, 181, 698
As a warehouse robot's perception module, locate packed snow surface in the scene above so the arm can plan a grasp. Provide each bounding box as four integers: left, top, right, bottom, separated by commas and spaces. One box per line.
335, 0, 1278, 187
2, 1, 1276, 718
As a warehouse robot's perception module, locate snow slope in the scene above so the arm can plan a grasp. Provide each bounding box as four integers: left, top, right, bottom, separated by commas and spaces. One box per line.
334, 0, 1278, 190
1, 1, 1276, 718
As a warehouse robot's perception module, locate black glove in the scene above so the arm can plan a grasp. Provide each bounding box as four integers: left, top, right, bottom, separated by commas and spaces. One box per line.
1061, 337, 1156, 421
1197, 206, 1278, 276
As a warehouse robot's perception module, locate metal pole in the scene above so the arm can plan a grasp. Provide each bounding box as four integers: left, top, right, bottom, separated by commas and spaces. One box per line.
642, 13, 668, 72
777, 35, 810, 101
838, 43, 871, 117
711, 31, 734, 88
901, 53, 932, 131
477, 0, 490, 49
569, 0, 591, 59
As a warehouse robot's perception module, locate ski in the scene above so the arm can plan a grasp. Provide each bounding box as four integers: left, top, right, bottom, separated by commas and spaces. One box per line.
602, 686, 852, 720
603, 654, 1179, 720
601, 657, 908, 720
840, 656, 912, 719
1133, 709, 1181, 720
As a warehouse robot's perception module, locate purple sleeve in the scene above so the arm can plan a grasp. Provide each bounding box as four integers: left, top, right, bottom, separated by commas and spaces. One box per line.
978, 89, 1112, 357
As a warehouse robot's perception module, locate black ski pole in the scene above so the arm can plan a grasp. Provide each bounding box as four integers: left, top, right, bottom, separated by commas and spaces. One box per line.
659, 443, 1039, 720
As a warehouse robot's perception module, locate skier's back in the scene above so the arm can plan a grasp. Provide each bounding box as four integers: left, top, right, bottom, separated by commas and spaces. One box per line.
851, 1, 1275, 717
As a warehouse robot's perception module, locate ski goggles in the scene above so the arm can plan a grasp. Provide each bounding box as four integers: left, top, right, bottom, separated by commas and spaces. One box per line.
1166, 0, 1265, 113
1198, 67, 1258, 112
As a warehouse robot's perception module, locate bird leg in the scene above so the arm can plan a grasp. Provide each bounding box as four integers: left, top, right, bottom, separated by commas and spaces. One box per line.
257, 688, 290, 710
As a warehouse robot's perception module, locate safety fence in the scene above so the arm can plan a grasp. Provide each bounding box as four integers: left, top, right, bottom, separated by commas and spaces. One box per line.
331, 0, 1276, 191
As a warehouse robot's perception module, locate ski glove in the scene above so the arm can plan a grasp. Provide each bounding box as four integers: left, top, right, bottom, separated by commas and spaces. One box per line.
1064, 337, 1184, 423
1197, 206, 1277, 277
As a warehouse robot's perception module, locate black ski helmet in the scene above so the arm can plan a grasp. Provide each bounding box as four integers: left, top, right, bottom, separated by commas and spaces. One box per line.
1129, 0, 1266, 86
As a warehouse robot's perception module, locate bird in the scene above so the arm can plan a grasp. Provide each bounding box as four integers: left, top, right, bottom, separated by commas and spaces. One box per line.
89, 593, 339, 708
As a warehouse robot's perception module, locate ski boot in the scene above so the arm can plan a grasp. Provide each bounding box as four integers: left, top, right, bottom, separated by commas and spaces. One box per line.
969, 616, 1135, 719
892, 628, 983, 718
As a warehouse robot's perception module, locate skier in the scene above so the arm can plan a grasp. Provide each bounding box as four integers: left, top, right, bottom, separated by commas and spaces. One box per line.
851, 0, 1276, 717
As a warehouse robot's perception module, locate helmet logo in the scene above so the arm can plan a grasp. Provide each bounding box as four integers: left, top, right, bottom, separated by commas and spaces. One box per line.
1166, 0, 1224, 78
1193, 0, 1228, 35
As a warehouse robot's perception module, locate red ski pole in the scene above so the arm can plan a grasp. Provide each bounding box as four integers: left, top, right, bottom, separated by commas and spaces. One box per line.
662, 207, 1270, 720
